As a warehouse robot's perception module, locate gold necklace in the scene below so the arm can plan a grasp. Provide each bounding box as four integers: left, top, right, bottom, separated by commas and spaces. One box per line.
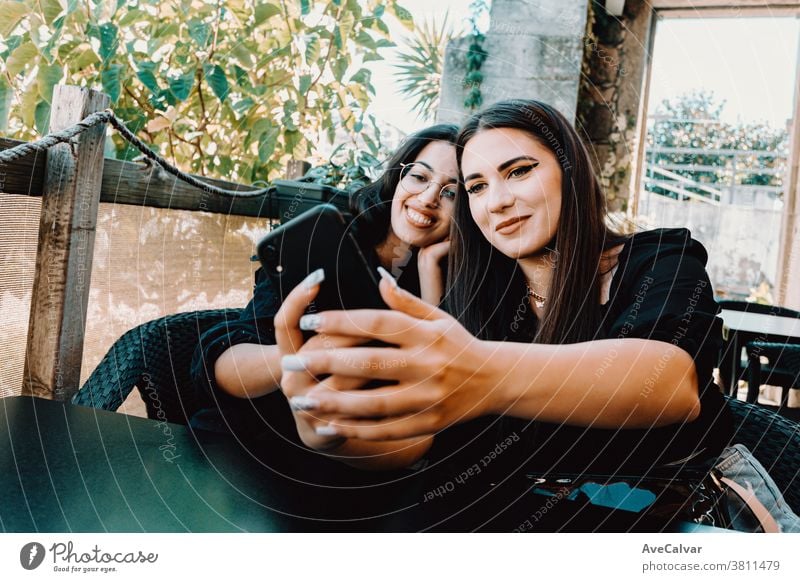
526, 284, 547, 309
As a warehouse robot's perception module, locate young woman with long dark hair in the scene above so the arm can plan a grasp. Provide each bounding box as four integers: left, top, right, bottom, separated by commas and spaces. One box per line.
274, 99, 733, 476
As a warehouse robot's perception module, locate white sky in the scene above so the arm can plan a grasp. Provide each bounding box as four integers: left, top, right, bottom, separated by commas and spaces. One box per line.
368, 0, 478, 134
648, 16, 799, 128
369, 8, 800, 133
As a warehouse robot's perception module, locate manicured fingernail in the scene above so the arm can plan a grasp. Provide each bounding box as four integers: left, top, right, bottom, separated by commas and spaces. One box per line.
299, 314, 323, 330
315, 424, 339, 436
281, 355, 310, 372
377, 266, 398, 289
289, 396, 319, 411
303, 268, 325, 289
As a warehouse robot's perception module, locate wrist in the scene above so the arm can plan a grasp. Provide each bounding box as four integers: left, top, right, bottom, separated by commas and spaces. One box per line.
479, 340, 516, 415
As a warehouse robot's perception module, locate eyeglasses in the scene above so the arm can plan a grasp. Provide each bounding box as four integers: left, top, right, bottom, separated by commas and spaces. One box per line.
399, 163, 458, 200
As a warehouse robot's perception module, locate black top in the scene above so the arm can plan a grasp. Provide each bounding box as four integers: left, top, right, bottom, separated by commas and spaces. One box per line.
426, 228, 733, 477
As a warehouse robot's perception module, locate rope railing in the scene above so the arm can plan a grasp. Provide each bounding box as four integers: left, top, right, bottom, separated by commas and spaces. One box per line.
0, 109, 275, 199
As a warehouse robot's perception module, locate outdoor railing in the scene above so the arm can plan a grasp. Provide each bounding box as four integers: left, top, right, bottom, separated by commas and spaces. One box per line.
0, 85, 329, 403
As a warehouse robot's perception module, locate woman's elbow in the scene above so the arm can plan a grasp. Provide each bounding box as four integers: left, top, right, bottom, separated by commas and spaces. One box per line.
671, 353, 701, 424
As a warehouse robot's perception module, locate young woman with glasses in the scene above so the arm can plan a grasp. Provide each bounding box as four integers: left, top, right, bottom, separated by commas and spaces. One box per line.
189, 124, 459, 472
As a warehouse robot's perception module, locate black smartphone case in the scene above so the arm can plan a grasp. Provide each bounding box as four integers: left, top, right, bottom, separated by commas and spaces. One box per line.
257, 204, 386, 314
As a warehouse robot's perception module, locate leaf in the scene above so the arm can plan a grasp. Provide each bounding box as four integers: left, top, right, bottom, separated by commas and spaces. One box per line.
188, 20, 211, 48
203, 64, 228, 102
331, 56, 348, 82
146, 116, 171, 132
305, 35, 319, 64
101, 63, 123, 102
298, 74, 312, 95
284, 129, 301, 155
355, 30, 376, 50
0, 1, 28, 37
119, 8, 146, 27
39, 0, 63, 24
37, 62, 63, 103
0, 76, 11, 132
257, 127, 279, 162
168, 69, 195, 101
135, 61, 160, 95
391, 2, 414, 31
34, 100, 51, 134
245, 117, 272, 149
6, 41, 38, 77
0, 34, 22, 60
98, 22, 118, 63
74, 47, 100, 70
21, 81, 38, 128
349, 68, 375, 94
300, 0, 310, 16
232, 96, 254, 115
338, 11, 355, 45
254, 3, 280, 25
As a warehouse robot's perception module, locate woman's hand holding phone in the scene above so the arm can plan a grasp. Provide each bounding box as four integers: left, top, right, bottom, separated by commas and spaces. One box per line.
274, 269, 371, 451
275, 267, 500, 443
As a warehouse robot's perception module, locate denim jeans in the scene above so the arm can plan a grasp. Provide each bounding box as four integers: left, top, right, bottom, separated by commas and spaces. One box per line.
714, 444, 800, 533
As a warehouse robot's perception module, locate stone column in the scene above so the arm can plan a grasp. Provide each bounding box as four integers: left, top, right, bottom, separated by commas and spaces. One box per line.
577, 1, 654, 213
437, 0, 590, 125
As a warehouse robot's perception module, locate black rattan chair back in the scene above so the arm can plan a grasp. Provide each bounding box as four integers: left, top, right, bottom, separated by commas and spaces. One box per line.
727, 396, 800, 512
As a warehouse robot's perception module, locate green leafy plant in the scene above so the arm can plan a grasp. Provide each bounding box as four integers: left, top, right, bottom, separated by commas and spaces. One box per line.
393, 12, 458, 121
0, 0, 413, 183
463, 0, 488, 110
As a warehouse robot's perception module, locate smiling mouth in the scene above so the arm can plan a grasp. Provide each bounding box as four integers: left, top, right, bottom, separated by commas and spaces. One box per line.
405, 205, 435, 228
495, 216, 530, 234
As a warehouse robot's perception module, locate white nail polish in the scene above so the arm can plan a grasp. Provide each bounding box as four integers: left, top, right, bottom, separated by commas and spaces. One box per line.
303, 268, 325, 289
377, 266, 398, 289
315, 424, 339, 436
281, 355, 309, 372
289, 396, 319, 411
299, 314, 322, 330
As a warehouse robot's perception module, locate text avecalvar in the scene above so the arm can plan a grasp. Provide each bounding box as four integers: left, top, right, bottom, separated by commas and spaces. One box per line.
642, 544, 702, 554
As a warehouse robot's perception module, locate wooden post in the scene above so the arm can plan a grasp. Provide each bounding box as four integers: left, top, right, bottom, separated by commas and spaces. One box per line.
22, 86, 109, 401
285, 159, 310, 180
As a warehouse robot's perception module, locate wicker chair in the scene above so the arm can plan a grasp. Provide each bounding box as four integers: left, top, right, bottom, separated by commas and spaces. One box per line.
726, 396, 800, 513
72, 309, 242, 425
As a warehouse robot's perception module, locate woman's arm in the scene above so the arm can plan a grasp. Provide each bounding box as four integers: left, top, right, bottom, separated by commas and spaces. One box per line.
280, 277, 701, 441
484, 337, 701, 428
213, 343, 282, 399
417, 239, 449, 305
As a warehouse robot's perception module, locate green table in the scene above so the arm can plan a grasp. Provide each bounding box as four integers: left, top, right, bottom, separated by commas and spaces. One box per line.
0, 397, 726, 532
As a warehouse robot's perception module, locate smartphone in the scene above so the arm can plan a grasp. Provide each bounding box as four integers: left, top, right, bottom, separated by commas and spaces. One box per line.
257, 203, 386, 314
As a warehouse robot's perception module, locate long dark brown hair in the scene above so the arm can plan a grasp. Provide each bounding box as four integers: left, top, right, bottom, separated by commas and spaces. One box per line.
447, 99, 625, 344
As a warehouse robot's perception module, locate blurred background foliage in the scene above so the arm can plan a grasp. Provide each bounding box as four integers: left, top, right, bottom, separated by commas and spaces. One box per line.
648, 90, 789, 199
0, 0, 416, 185
393, 12, 458, 122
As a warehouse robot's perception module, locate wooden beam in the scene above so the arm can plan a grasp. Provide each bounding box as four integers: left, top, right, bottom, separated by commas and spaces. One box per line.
22, 86, 109, 401
775, 23, 800, 305
0, 137, 275, 218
